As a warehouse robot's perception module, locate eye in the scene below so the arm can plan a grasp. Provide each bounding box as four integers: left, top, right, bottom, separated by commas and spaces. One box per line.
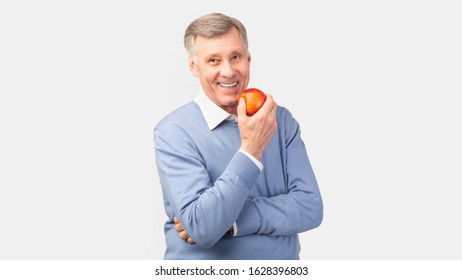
208, 58, 219, 64
231, 54, 241, 60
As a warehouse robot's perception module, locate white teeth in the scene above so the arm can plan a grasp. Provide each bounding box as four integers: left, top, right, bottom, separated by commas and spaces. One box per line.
219, 82, 238, 88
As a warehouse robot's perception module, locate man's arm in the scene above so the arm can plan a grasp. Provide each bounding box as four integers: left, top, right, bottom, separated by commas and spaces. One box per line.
234, 110, 323, 237
155, 130, 259, 248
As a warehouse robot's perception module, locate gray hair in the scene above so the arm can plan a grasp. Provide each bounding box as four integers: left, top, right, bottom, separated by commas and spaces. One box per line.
184, 13, 249, 57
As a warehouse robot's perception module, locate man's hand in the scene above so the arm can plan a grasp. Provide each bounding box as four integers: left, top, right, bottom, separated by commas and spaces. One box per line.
238, 93, 278, 160
174, 216, 195, 244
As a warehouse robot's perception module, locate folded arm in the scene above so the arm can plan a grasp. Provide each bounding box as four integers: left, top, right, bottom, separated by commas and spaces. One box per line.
154, 128, 261, 248
234, 112, 323, 237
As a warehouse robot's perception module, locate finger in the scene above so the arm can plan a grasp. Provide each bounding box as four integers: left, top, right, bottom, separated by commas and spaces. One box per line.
187, 237, 196, 244
265, 93, 273, 105
175, 223, 184, 232
264, 94, 277, 111
179, 230, 189, 240
237, 97, 247, 118
270, 95, 278, 110
173, 216, 179, 224
262, 95, 277, 117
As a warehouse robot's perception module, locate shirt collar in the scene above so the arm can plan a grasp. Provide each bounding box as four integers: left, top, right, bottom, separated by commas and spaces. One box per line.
194, 89, 238, 130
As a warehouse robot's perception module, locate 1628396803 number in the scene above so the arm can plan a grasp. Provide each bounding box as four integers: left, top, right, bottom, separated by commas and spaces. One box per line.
248, 266, 309, 276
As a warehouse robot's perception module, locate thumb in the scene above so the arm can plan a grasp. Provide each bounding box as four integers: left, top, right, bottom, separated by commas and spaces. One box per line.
237, 97, 247, 118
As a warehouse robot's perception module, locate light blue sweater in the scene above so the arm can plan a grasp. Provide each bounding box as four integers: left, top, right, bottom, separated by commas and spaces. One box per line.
154, 101, 323, 259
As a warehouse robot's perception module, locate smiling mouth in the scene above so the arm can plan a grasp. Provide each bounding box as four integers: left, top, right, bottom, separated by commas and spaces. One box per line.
219, 81, 238, 89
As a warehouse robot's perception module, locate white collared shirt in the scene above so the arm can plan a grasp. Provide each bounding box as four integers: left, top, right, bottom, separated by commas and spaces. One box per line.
194, 89, 237, 130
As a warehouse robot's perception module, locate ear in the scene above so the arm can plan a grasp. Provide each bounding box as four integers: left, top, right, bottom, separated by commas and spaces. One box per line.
247, 52, 252, 63
188, 56, 199, 77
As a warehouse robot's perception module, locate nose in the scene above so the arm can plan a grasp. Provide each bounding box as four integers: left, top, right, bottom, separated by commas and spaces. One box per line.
219, 60, 235, 77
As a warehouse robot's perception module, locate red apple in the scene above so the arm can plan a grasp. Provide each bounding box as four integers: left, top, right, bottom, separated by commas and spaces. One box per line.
239, 88, 267, 116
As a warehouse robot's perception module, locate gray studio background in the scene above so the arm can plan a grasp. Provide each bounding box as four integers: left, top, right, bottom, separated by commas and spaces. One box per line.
1, 0, 461, 259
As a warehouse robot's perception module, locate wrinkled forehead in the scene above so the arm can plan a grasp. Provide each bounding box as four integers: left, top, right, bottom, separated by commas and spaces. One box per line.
194, 28, 247, 57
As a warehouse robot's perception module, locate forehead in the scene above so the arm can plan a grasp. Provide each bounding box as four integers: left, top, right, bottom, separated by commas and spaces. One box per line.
194, 28, 246, 57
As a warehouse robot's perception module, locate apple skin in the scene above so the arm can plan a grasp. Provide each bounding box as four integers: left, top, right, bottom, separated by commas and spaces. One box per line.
239, 88, 267, 116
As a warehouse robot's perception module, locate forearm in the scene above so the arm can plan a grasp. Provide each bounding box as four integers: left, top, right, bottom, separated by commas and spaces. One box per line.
234, 109, 323, 237
157, 148, 260, 247
235, 187, 323, 237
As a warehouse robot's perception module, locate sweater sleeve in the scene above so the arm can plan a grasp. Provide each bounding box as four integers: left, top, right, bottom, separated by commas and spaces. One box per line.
154, 127, 261, 248
234, 110, 323, 237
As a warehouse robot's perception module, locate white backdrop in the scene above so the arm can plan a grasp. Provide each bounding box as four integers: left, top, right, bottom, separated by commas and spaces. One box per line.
1, 0, 461, 260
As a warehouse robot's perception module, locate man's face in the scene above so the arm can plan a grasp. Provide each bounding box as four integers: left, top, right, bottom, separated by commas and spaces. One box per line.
189, 27, 251, 114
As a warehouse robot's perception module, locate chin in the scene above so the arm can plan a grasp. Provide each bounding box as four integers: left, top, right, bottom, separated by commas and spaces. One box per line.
221, 97, 239, 106
217, 95, 237, 107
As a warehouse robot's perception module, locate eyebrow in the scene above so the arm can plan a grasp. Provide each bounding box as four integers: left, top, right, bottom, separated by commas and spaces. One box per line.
203, 48, 246, 57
